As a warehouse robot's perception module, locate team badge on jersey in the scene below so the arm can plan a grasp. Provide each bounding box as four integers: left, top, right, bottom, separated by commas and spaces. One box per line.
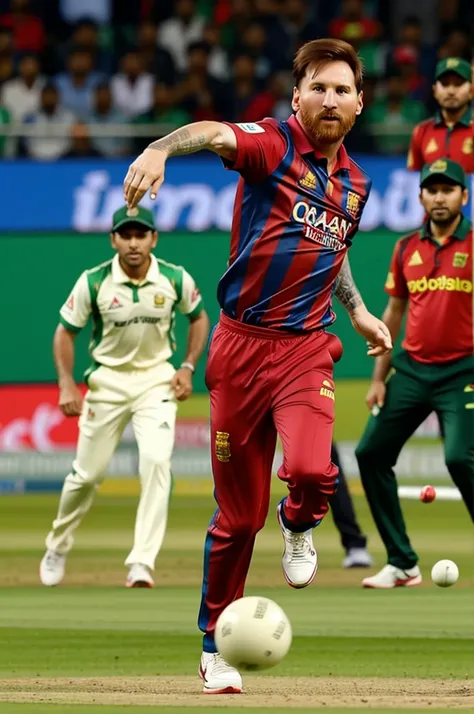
453, 252, 468, 268
215, 431, 231, 462
385, 272, 395, 290
66, 295, 74, 310
346, 191, 360, 218
154, 294, 165, 307
109, 297, 123, 309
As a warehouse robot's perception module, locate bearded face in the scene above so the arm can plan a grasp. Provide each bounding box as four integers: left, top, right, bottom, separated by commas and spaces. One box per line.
292, 61, 362, 146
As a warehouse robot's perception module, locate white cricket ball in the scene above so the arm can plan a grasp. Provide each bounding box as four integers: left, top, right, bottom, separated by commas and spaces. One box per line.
431, 559, 459, 587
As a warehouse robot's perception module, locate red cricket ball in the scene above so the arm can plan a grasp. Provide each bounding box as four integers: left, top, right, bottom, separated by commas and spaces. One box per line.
420, 485, 436, 503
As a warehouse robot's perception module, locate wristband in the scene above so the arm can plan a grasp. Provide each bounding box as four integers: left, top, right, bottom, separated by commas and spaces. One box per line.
180, 362, 195, 373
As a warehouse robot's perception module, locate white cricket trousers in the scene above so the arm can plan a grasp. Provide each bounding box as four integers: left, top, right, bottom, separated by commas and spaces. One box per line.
46, 364, 177, 570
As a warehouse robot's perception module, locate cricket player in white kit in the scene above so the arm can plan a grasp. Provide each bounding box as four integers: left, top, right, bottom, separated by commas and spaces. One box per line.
40, 205, 209, 588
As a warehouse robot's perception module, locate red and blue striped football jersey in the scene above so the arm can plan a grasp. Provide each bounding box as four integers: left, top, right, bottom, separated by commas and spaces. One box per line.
217, 115, 372, 331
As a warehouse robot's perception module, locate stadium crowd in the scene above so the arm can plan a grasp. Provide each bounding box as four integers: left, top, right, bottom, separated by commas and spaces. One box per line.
0, 0, 472, 159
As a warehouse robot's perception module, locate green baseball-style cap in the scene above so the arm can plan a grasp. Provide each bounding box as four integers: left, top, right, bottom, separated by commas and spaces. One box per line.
111, 205, 156, 232
420, 158, 467, 188
435, 57, 471, 82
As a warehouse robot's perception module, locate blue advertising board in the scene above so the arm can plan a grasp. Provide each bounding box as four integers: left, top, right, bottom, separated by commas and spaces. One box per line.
0, 155, 472, 233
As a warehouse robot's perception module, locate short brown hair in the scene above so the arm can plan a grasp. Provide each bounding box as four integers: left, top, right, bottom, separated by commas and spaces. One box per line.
293, 38, 363, 92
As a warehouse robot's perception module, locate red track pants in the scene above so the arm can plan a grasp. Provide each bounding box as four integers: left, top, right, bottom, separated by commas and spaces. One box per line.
198, 313, 343, 651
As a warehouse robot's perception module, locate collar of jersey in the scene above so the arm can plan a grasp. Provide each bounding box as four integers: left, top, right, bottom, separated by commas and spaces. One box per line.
112, 253, 161, 284
286, 114, 351, 171
421, 215, 472, 241
434, 106, 472, 127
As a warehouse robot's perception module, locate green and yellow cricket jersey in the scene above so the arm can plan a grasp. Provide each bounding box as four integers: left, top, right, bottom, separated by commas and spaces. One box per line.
59, 254, 203, 376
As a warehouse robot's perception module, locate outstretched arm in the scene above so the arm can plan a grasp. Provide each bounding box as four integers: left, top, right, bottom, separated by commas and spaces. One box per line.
335, 255, 392, 357
124, 121, 238, 208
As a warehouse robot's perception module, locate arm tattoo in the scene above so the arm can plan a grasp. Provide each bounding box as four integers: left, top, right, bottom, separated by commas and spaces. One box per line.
334, 255, 363, 312
149, 128, 207, 156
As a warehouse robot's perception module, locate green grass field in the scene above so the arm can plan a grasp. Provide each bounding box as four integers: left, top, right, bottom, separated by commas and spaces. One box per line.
0, 486, 473, 713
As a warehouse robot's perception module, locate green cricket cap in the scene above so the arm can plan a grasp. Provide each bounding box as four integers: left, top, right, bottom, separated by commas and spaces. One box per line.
435, 57, 471, 82
112, 205, 156, 232
420, 158, 467, 189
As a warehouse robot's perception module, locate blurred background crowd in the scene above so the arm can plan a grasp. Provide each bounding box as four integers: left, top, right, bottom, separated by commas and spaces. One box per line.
0, 0, 472, 160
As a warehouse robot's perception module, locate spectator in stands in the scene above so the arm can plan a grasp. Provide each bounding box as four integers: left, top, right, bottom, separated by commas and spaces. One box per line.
134, 82, 191, 153
237, 69, 287, 122
391, 45, 428, 101
396, 15, 437, 80
329, 0, 386, 78
59, 0, 112, 27
55, 48, 103, 119
158, 0, 205, 73
0, 96, 10, 157
269, 70, 293, 121
0, 26, 14, 86
111, 49, 154, 119
175, 41, 224, 121
437, 29, 471, 61
365, 70, 427, 155
63, 121, 103, 158
328, 0, 381, 42
140, 21, 176, 84
61, 18, 113, 75
267, 0, 319, 72
0, 0, 45, 54
217, 0, 253, 55
87, 82, 130, 158
23, 83, 75, 160
228, 53, 266, 122
201, 22, 228, 81
1, 53, 44, 121
237, 21, 271, 80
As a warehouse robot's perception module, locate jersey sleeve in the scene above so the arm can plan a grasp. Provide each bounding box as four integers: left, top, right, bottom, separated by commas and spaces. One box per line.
407, 124, 424, 170
178, 268, 204, 318
384, 240, 408, 298
59, 271, 92, 332
221, 120, 288, 182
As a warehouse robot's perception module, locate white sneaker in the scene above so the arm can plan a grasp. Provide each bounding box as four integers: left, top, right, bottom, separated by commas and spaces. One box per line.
277, 502, 318, 588
199, 651, 242, 694
40, 550, 66, 587
362, 564, 422, 589
125, 563, 155, 588
343, 547, 373, 569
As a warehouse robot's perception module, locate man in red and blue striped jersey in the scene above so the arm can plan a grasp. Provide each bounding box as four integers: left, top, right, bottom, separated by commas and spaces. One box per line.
124, 38, 392, 694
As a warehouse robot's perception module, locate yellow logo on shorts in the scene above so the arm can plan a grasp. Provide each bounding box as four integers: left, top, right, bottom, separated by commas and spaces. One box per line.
215, 431, 231, 462
154, 294, 165, 307
320, 381, 335, 400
